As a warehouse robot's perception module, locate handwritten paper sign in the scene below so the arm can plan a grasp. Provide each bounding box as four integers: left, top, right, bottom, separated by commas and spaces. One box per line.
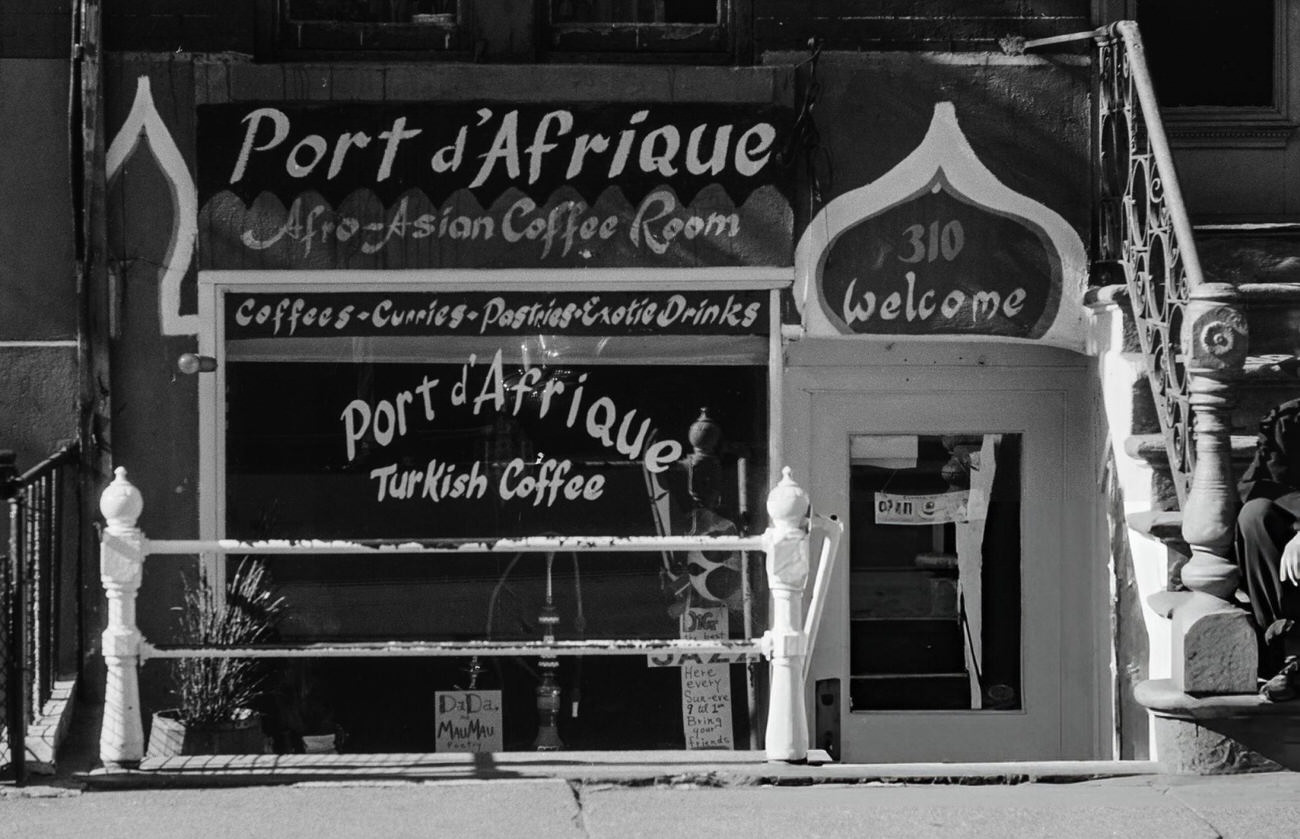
677, 606, 734, 750
434, 690, 503, 753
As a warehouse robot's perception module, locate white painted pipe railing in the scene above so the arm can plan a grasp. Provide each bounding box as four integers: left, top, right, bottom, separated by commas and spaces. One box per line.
98, 465, 834, 767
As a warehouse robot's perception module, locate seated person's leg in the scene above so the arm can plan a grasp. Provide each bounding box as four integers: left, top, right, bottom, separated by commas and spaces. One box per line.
1236, 497, 1299, 675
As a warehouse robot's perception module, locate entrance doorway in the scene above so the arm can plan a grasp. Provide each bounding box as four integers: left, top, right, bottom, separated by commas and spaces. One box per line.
793, 365, 1104, 762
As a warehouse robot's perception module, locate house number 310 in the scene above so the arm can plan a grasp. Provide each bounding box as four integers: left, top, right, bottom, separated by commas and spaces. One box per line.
899, 219, 965, 263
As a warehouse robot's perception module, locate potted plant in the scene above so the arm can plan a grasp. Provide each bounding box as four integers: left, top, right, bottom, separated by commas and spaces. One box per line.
146, 558, 286, 758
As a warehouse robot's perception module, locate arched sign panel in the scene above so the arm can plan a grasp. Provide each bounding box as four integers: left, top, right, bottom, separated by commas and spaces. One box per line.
795, 103, 1087, 350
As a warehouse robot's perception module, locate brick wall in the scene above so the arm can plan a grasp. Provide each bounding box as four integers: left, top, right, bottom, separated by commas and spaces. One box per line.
103, 0, 259, 54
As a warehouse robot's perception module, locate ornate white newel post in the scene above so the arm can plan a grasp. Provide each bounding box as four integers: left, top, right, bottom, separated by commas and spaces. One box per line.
99, 467, 146, 767
1172, 284, 1256, 693
763, 467, 811, 762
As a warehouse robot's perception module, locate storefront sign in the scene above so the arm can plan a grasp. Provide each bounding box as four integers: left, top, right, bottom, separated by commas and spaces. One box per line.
225, 290, 767, 339
226, 351, 767, 540
434, 690, 504, 753
677, 607, 734, 750
795, 101, 1087, 349
198, 103, 793, 269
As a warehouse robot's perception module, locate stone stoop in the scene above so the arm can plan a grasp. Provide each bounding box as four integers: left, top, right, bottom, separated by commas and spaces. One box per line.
17, 678, 79, 776
1123, 229, 1300, 772
1135, 679, 1300, 774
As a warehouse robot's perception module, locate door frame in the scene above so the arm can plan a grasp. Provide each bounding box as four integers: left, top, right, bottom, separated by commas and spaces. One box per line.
786, 348, 1107, 762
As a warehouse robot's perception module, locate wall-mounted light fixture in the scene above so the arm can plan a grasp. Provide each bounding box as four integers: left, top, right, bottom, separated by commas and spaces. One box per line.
177, 353, 217, 374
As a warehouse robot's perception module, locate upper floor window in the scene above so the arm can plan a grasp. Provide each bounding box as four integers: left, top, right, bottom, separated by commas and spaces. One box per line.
267, 0, 743, 63
276, 0, 469, 58
1136, 0, 1275, 108
546, 0, 735, 62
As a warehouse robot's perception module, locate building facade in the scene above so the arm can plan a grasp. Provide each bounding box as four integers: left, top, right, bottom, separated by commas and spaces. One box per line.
3, 0, 1297, 767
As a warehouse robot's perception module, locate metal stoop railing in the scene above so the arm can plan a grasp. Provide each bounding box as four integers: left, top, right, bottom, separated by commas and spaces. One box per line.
1094, 20, 1223, 508
1028, 21, 1256, 701
1091, 21, 1248, 606
1, 442, 81, 785
97, 466, 841, 767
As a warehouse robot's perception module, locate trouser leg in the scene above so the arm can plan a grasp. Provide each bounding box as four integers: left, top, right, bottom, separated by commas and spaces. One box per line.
1236, 497, 1300, 673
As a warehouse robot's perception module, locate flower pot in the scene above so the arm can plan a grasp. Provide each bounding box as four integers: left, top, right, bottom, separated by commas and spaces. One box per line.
301, 733, 338, 754
146, 708, 268, 758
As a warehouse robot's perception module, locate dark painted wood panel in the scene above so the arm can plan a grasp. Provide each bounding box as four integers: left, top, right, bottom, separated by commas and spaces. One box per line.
103, 2, 257, 53
0, 9, 72, 59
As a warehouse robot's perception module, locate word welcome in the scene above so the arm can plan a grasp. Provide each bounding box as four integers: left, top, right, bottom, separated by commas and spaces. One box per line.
841, 272, 1027, 327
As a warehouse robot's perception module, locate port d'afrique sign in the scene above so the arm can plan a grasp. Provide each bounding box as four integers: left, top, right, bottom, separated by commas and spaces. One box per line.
198, 102, 793, 270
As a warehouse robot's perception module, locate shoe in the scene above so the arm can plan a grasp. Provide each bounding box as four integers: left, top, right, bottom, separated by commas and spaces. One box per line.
1260, 656, 1300, 702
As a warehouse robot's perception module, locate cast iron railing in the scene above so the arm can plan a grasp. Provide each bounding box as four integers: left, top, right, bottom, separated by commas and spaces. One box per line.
97, 466, 841, 767
1094, 22, 1249, 611
1096, 21, 1213, 507
1, 442, 81, 785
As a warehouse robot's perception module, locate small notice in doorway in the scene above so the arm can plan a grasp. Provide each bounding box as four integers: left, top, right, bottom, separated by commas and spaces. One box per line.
679, 606, 735, 750
874, 489, 972, 525
434, 690, 504, 753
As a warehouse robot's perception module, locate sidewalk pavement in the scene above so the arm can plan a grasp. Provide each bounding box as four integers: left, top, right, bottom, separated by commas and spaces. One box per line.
4, 764, 1300, 839
4, 706, 1298, 838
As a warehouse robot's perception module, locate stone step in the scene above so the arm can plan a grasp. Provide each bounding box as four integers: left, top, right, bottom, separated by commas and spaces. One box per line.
1124, 510, 1189, 591
1123, 433, 1257, 469
850, 616, 966, 674
849, 673, 973, 711
849, 568, 958, 620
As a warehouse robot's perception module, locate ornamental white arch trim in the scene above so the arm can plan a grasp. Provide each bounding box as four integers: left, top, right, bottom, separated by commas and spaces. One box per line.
794, 102, 1087, 349
106, 76, 200, 336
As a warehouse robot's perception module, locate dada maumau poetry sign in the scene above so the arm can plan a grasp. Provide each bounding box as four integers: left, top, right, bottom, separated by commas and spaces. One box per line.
198, 102, 793, 270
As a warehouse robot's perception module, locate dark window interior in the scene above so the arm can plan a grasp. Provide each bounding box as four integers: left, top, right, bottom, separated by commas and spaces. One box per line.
286, 0, 457, 23
1138, 0, 1275, 107
552, 0, 719, 25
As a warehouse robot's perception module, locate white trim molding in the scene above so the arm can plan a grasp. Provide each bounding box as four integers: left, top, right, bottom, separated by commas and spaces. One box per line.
106, 77, 199, 337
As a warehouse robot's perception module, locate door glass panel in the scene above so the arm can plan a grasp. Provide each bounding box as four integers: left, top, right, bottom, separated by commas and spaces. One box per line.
848, 434, 1021, 712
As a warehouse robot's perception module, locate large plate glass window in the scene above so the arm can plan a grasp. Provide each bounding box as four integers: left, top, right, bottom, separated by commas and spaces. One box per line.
220, 287, 770, 751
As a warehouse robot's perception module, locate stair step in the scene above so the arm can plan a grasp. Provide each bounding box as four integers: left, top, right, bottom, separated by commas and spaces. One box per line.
1126, 510, 1183, 543
1195, 227, 1300, 286
850, 617, 965, 675
1244, 354, 1300, 381
1123, 434, 1256, 466
850, 673, 972, 711
850, 569, 958, 619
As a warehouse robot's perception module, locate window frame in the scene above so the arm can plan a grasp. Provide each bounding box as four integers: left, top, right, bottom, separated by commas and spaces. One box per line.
1104, 0, 1298, 149
260, 0, 475, 62
195, 267, 789, 584
542, 0, 745, 65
